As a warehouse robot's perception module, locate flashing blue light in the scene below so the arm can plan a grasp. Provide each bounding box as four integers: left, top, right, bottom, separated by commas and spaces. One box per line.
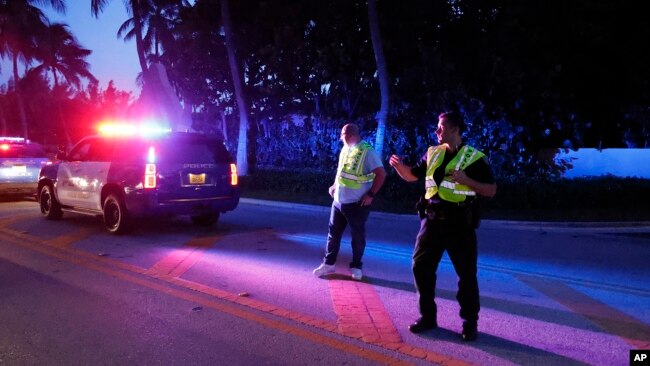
147, 146, 156, 163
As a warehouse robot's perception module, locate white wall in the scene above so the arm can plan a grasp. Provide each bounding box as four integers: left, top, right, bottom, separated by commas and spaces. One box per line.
556, 148, 650, 178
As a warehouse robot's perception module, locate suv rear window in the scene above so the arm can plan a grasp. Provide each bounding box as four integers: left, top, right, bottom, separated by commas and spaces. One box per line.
157, 140, 231, 164
111, 134, 231, 164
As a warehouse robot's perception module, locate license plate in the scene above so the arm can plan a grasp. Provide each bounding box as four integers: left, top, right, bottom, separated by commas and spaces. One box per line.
10, 165, 28, 176
188, 173, 206, 184
12, 165, 27, 173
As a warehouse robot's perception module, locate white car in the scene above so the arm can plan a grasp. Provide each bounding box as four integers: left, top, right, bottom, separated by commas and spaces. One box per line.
0, 137, 51, 197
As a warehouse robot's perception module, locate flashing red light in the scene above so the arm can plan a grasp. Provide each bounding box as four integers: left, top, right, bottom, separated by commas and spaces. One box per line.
230, 164, 238, 186
0, 144, 9, 151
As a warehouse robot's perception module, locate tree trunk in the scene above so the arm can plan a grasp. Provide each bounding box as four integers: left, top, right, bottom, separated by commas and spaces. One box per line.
131, 0, 149, 76
56, 103, 72, 148
221, 0, 249, 176
0, 111, 7, 136
367, 0, 390, 160
220, 110, 228, 141
51, 70, 72, 147
13, 54, 29, 139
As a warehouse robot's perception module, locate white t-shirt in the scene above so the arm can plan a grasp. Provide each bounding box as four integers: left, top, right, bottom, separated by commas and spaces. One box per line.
333, 141, 383, 204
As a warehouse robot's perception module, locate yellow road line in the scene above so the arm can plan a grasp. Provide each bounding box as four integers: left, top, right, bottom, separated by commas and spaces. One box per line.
1, 226, 472, 365
518, 275, 650, 348
143, 229, 275, 278
46, 227, 97, 248
144, 235, 220, 277
0, 228, 417, 365
0, 213, 35, 227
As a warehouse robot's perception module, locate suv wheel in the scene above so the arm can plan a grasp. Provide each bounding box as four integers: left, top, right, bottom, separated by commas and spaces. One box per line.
39, 185, 63, 219
103, 194, 131, 234
190, 212, 220, 227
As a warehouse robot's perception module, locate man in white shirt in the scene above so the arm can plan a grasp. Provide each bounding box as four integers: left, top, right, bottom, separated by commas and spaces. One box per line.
313, 123, 386, 280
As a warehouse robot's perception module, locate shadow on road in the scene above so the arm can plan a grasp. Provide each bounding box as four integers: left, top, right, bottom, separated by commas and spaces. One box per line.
365, 275, 632, 335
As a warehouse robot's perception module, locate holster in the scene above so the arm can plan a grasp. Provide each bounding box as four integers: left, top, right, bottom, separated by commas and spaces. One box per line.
415, 197, 429, 220
416, 197, 445, 221
416, 197, 481, 228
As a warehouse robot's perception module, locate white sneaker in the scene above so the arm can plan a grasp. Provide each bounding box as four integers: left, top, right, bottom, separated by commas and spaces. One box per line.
313, 263, 335, 277
350, 268, 363, 280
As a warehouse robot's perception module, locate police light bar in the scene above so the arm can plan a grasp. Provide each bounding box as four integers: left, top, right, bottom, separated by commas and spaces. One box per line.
0, 137, 27, 143
97, 122, 172, 137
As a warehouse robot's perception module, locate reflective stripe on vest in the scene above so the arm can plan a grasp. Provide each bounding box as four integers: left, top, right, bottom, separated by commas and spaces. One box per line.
440, 181, 477, 196
337, 141, 376, 189
424, 145, 485, 202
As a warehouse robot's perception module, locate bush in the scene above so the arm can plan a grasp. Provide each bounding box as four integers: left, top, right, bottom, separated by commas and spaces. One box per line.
241, 170, 650, 221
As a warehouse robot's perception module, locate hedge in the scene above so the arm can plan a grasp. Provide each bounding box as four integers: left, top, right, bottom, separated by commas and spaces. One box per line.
240, 169, 650, 221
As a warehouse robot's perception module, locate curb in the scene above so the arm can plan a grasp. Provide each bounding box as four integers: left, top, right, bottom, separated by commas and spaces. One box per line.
239, 198, 650, 228
239, 197, 417, 222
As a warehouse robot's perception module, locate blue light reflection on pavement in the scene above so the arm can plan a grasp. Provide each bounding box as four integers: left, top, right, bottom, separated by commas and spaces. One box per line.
276, 233, 647, 297
275, 232, 647, 365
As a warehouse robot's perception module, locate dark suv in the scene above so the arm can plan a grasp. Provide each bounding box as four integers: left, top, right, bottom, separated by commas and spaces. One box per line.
38, 131, 239, 234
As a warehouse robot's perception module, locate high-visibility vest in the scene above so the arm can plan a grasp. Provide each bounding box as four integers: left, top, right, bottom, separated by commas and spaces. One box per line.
424, 144, 485, 202
337, 141, 376, 189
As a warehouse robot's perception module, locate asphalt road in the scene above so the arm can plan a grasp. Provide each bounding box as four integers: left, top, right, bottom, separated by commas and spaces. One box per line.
0, 197, 648, 365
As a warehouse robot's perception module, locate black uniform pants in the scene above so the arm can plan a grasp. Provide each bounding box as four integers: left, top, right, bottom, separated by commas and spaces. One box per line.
412, 215, 479, 325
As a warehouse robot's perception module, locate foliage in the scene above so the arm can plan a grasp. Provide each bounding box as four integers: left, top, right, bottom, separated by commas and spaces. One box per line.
0, 74, 132, 145
255, 116, 340, 171
1, 0, 649, 183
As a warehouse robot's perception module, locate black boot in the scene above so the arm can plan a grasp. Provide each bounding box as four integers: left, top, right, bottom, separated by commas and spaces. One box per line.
408, 318, 438, 333
461, 322, 477, 341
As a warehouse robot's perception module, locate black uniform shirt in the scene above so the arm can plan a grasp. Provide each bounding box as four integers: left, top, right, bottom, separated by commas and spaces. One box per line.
410, 144, 495, 196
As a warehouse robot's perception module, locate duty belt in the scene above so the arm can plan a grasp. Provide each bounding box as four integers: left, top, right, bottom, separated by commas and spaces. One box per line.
423, 199, 473, 221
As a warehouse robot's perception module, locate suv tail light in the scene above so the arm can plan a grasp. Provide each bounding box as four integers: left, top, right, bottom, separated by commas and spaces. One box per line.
145, 163, 156, 188
230, 164, 238, 186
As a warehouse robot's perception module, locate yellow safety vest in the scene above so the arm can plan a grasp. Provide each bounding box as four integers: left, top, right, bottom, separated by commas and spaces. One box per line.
337, 141, 376, 189
424, 144, 485, 202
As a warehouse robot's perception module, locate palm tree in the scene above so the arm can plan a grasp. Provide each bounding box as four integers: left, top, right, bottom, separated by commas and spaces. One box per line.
34, 23, 96, 89
109, 0, 188, 65
0, 0, 65, 139
367, 0, 389, 160
131, 0, 185, 62
33, 22, 97, 146
220, 0, 249, 176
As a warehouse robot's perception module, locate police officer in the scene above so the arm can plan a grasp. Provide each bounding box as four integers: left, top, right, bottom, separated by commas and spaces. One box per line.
313, 123, 386, 281
389, 112, 496, 341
